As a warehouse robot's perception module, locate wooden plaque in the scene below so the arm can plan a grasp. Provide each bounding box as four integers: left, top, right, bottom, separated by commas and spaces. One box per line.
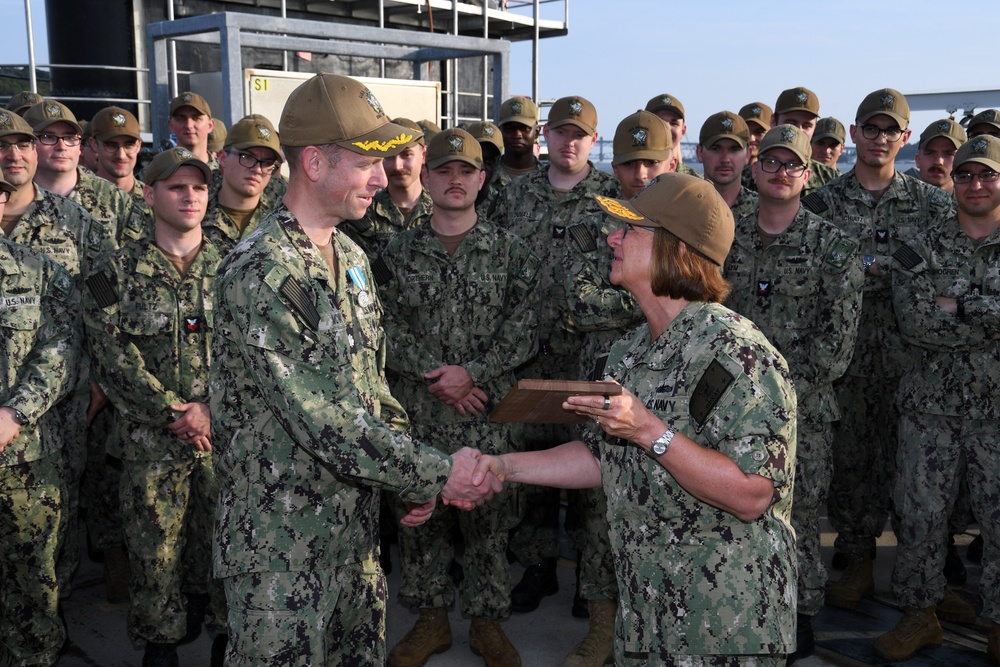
490, 379, 622, 424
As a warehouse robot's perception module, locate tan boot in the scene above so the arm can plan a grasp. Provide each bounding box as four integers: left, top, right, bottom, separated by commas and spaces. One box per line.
469, 617, 521, 667
103, 544, 131, 604
562, 599, 615, 667
988, 621, 999, 665
387, 607, 452, 667
874, 607, 942, 661
936, 588, 977, 625
825, 551, 874, 610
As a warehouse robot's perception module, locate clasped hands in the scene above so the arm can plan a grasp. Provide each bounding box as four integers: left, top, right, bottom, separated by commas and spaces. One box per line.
400, 446, 504, 526
425, 365, 488, 416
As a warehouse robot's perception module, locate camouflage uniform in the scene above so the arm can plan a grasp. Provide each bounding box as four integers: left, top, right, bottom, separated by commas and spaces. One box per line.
202, 170, 286, 255
563, 211, 644, 602
83, 237, 226, 646
69, 166, 136, 249
376, 218, 540, 618
802, 170, 954, 556
0, 237, 80, 666
676, 161, 703, 179
496, 162, 620, 565
589, 302, 796, 664
723, 207, 863, 616
3, 185, 113, 598
730, 186, 759, 223
211, 206, 453, 665
889, 217, 1000, 619
342, 188, 433, 260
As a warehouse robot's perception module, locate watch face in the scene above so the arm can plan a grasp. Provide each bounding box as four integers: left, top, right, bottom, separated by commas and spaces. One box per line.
652, 442, 667, 456
864, 255, 875, 264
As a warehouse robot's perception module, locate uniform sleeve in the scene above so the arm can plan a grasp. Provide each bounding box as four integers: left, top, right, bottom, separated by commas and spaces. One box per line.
222, 264, 452, 503
83, 262, 186, 426
564, 216, 643, 332
893, 239, 999, 350
4, 263, 81, 427
464, 242, 541, 386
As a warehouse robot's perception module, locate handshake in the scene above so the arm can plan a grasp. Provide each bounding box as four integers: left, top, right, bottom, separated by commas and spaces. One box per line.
399, 447, 509, 527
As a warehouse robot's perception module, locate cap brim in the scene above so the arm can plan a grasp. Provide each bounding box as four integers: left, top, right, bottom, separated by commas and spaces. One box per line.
500, 115, 537, 128
0, 178, 15, 195
229, 141, 281, 158
548, 118, 596, 135
34, 118, 83, 135
612, 148, 671, 166
759, 144, 811, 166
96, 129, 141, 142
857, 111, 907, 128
957, 156, 1000, 173
701, 133, 747, 150
336, 120, 418, 158
812, 132, 844, 143
595, 195, 647, 223
153, 159, 213, 185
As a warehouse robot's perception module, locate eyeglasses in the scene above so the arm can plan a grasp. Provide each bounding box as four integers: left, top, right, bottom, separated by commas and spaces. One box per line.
36, 133, 82, 147
98, 138, 141, 155
758, 157, 807, 177
0, 190, 10, 204
952, 169, 1000, 185
227, 150, 278, 173
859, 124, 904, 142
623, 223, 657, 236
0, 139, 35, 154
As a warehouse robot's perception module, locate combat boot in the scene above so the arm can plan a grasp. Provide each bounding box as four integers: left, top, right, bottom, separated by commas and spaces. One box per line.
469, 617, 521, 667
936, 588, 977, 625
562, 599, 615, 667
825, 551, 874, 610
510, 557, 558, 613
102, 544, 131, 604
387, 607, 452, 667
873, 607, 942, 661
987, 621, 999, 665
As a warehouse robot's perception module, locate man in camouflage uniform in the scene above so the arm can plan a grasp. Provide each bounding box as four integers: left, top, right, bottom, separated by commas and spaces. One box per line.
723, 124, 863, 661
466, 120, 506, 218
6, 90, 44, 116
89, 105, 146, 205
202, 114, 283, 255
380, 128, 539, 667
802, 89, 956, 611
697, 110, 758, 221
914, 118, 966, 197
811, 117, 846, 173
739, 101, 772, 167
496, 95, 620, 614
644, 93, 701, 178
477, 174, 798, 665
342, 117, 432, 260
497, 96, 540, 182
79, 120, 100, 173
0, 109, 115, 601
967, 108, 1000, 139
0, 174, 81, 667
210, 73, 499, 666
168, 92, 217, 168
84, 148, 226, 667
874, 135, 1000, 664
559, 109, 671, 667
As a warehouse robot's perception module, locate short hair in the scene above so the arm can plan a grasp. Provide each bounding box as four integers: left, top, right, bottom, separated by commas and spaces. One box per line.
650, 229, 731, 303
283, 142, 344, 176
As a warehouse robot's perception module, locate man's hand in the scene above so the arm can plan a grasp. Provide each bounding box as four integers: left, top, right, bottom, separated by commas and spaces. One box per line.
87, 381, 109, 425
167, 402, 212, 451
935, 295, 958, 315
425, 365, 475, 405
0, 407, 22, 452
440, 447, 503, 509
453, 387, 489, 417
399, 497, 437, 527
471, 453, 510, 486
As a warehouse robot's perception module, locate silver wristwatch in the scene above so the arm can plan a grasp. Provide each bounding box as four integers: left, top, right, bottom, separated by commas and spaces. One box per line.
650, 428, 675, 457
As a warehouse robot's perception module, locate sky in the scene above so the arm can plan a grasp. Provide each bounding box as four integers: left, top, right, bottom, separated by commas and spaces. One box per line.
4, 0, 1000, 148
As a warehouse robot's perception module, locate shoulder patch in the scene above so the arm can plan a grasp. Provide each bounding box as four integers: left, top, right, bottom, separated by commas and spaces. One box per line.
85, 271, 119, 309
892, 244, 924, 271
690, 358, 735, 427
279, 276, 320, 331
371, 256, 393, 288
824, 237, 858, 270
800, 192, 828, 215
568, 224, 598, 253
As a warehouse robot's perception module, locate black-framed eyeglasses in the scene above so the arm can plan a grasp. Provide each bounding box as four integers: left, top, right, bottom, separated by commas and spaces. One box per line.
0, 190, 10, 204
0, 139, 35, 154
860, 124, 904, 142
98, 138, 141, 155
623, 223, 657, 236
36, 133, 82, 147
758, 157, 807, 177
952, 169, 1000, 185
227, 150, 278, 173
